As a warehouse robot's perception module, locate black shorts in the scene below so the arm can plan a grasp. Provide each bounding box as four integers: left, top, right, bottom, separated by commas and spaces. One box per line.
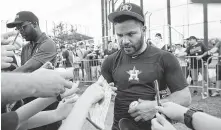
216, 65, 221, 80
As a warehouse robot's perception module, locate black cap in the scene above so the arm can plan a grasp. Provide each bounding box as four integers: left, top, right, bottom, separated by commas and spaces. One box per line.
7, 11, 39, 28
108, 3, 144, 24
187, 36, 198, 40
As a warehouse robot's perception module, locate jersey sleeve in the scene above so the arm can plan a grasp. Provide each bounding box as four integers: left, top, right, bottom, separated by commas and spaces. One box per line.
31, 40, 57, 64
101, 56, 114, 83
161, 52, 188, 93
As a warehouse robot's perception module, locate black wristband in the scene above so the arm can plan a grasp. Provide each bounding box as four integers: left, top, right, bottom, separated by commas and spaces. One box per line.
184, 108, 203, 130
57, 95, 62, 101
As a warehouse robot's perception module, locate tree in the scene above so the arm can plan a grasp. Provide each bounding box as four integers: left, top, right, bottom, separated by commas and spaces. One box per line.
51, 22, 93, 45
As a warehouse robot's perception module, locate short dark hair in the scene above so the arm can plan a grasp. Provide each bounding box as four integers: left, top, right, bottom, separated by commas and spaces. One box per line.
113, 15, 144, 25
155, 33, 162, 39
60, 45, 65, 49
188, 36, 198, 41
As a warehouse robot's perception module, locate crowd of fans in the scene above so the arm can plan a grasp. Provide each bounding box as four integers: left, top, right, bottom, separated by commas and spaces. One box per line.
53, 39, 119, 81
149, 33, 220, 97
1, 8, 221, 130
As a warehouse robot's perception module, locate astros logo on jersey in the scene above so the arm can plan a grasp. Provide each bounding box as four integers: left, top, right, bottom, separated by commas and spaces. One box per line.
127, 66, 142, 81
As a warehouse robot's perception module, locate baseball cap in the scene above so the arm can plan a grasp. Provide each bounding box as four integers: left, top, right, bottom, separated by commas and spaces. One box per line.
186, 36, 198, 40
108, 3, 144, 24
175, 42, 182, 45
7, 11, 39, 28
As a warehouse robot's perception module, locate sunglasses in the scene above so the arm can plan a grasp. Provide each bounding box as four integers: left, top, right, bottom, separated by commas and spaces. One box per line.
15, 22, 32, 32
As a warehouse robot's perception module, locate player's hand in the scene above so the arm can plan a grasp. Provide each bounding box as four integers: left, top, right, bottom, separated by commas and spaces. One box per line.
151, 113, 177, 130
108, 82, 117, 100
83, 82, 105, 104
156, 102, 188, 123
30, 69, 73, 98
56, 95, 79, 120
61, 81, 80, 99
128, 99, 157, 122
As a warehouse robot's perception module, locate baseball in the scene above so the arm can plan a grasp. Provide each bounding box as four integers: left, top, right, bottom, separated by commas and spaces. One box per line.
129, 101, 139, 109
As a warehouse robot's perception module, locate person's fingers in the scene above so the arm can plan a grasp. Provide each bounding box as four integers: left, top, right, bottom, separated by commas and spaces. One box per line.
151, 118, 164, 130
3, 51, 14, 57
2, 57, 13, 63
138, 99, 145, 103
60, 87, 66, 94
111, 87, 117, 91
134, 115, 142, 122
61, 87, 80, 98
156, 113, 167, 125
109, 82, 114, 87
62, 80, 73, 89
111, 91, 117, 96
128, 105, 138, 113
1, 63, 11, 69
4, 45, 16, 51
2, 31, 17, 39
59, 70, 74, 79
129, 111, 139, 117
155, 106, 165, 114
1, 39, 11, 45
65, 96, 78, 103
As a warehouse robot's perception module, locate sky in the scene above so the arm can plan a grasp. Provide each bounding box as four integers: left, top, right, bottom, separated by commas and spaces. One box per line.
1, 0, 221, 42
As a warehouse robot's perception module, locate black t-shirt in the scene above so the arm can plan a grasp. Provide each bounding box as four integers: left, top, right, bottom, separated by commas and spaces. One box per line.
101, 46, 187, 130
62, 50, 72, 67
186, 42, 208, 69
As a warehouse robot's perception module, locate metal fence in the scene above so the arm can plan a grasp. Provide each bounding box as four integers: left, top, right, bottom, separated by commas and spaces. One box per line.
70, 55, 220, 99
204, 55, 221, 98
175, 55, 221, 99
72, 59, 104, 82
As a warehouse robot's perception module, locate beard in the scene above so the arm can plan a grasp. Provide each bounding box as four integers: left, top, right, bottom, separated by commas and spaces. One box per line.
120, 35, 144, 56
25, 29, 38, 41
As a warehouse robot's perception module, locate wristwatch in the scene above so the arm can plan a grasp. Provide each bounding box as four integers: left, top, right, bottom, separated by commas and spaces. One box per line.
184, 107, 203, 130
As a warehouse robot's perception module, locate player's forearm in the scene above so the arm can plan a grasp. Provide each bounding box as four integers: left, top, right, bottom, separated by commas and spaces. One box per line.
59, 94, 93, 130
16, 97, 56, 125
161, 87, 191, 107
18, 110, 60, 130
1, 73, 34, 105
191, 112, 221, 130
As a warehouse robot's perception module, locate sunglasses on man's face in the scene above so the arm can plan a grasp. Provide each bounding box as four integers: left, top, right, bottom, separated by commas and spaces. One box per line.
15, 22, 32, 32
